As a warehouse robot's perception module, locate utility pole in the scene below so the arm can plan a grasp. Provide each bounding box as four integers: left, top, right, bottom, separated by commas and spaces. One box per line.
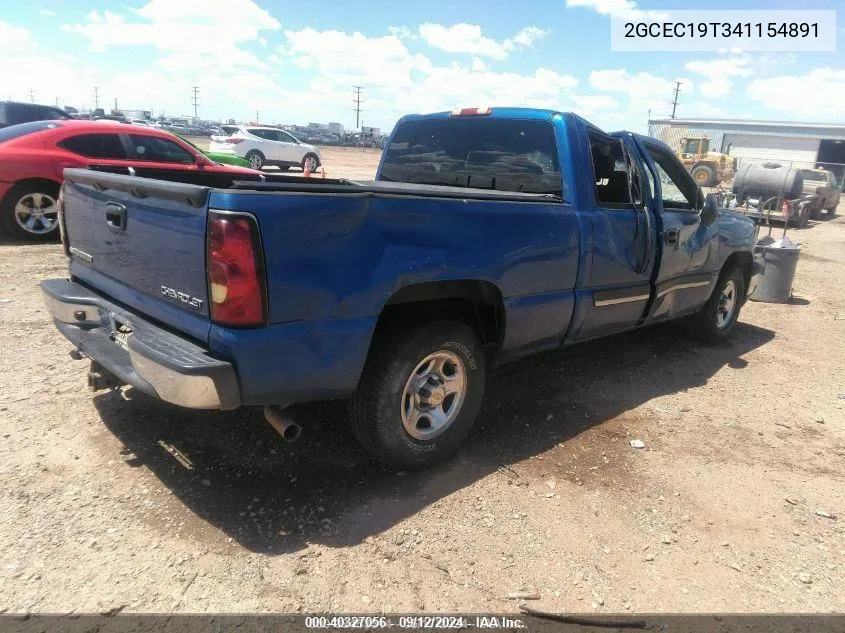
255, 110, 259, 123
114, 97, 118, 112
28, 89, 35, 103
670, 81, 682, 119
93, 86, 100, 110
55, 96, 60, 107
191, 86, 200, 120
353, 86, 364, 130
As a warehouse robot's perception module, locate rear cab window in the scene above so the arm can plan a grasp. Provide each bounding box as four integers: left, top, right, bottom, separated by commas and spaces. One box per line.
57, 133, 126, 159
380, 117, 565, 198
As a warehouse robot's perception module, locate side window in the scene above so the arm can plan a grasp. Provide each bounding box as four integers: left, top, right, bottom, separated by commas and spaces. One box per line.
59, 134, 127, 159
128, 135, 194, 164
682, 139, 698, 155
646, 145, 700, 211
588, 130, 637, 208
280, 131, 298, 143
248, 129, 274, 140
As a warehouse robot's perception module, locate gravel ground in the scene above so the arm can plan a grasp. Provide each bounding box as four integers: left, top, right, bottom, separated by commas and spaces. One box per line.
0, 151, 843, 614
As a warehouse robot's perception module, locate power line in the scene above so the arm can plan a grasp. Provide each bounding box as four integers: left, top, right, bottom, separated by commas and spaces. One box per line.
670, 81, 682, 119
191, 86, 200, 120
353, 86, 364, 130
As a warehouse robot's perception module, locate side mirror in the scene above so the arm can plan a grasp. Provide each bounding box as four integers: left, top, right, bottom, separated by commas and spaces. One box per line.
195, 153, 207, 166
700, 193, 719, 226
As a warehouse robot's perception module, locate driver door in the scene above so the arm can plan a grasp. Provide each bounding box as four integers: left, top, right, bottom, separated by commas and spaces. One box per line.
632, 136, 719, 323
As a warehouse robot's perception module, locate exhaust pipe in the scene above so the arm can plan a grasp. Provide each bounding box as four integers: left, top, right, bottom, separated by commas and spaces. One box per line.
264, 406, 302, 443
87, 362, 124, 392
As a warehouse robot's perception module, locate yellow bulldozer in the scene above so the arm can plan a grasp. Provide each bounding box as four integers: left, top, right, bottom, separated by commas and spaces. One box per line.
676, 136, 735, 187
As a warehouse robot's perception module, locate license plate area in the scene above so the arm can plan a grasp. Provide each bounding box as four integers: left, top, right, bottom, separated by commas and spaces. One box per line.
108, 313, 134, 350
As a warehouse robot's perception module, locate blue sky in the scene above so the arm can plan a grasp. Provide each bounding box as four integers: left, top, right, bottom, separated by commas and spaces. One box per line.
1, 0, 842, 133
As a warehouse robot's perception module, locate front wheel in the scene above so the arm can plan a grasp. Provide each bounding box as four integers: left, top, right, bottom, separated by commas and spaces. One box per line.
350, 321, 486, 469
691, 165, 715, 187
688, 266, 745, 344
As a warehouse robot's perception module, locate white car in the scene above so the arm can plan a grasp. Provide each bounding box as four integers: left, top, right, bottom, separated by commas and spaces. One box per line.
209, 126, 321, 172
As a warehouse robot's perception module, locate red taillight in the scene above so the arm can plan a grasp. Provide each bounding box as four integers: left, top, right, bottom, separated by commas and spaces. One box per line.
225, 138, 245, 145
450, 107, 492, 116
207, 211, 266, 327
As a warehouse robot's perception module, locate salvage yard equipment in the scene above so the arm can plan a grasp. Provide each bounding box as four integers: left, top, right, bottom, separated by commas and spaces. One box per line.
676, 136, 735, 187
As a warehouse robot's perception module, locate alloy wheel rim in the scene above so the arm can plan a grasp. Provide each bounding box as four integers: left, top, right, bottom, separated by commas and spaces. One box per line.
716, 280, 737, 329
14, 193, 59, 235
401, 350, 467, 440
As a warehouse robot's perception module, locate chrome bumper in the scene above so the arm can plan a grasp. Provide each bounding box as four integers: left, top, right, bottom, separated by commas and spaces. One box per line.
41, 279, 240, 410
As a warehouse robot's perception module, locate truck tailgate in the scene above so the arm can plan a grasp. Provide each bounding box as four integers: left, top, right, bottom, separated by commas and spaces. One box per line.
61, 169, 212, 343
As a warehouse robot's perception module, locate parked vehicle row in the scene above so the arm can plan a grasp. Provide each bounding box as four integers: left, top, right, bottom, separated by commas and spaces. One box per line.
43, 107, 758, 470
0, 120, 260, 240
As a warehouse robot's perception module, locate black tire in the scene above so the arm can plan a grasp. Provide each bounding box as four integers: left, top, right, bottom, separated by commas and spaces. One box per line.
245, 150, 264, 170
350, 321, 486, 470
0, 181, 61, 242
688, 266, 746, 344
301, 153, 320, 173
691, 165, 715, 187
828, 203, 838, 217
811, 203, 823, 220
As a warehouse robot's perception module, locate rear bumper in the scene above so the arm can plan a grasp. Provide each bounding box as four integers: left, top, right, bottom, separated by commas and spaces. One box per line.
41, 279, 240, 410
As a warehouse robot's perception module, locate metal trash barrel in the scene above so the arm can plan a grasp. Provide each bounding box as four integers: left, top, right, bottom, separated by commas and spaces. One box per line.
748, 244, 800, 303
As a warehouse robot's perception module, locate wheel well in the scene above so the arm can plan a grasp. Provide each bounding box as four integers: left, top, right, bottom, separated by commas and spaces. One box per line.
375, 280, 505, 348
245, 149, 264, 157
722, 251, 753, 290
1, 178, 61, 206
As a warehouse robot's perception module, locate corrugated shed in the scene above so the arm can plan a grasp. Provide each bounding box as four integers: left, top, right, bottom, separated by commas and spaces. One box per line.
648, 118, 845, 168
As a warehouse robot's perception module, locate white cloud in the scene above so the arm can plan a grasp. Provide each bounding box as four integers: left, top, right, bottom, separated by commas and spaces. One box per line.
591, 68, 692, 117
0, 20, 32, 49
471, 57, 487, 72
418, 23, 548, 60
388, 26, 416, 40
747, 69, 845, 118
684, 56, 752, 99
279, 26, 609, 128
63, 0, 279, 68
566, 0, 668, 21
511, 26, 548, 48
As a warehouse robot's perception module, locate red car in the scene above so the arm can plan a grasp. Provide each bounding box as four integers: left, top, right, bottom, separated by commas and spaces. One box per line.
0, 120, 260, 240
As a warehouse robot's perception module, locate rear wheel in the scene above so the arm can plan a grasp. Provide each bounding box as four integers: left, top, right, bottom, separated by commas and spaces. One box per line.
688, 266, 745, 344
828, 202, 838, 217
0, 181, 61, 241
245, 151, 264, 170
691, 165, 715, 187
350, 321, 486, 469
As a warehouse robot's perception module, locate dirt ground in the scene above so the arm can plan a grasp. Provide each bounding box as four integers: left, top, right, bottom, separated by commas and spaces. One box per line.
0, 152, 843, 615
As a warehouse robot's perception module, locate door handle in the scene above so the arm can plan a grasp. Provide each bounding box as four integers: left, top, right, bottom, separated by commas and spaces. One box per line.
105, 202, 127, 231
664, 228, 679, 245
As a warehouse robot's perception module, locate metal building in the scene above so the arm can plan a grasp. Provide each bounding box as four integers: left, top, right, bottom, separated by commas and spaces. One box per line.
648, 117, 845, 180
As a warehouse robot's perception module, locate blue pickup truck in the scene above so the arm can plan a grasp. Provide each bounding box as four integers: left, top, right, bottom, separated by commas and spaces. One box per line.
42, 108, 757, 469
